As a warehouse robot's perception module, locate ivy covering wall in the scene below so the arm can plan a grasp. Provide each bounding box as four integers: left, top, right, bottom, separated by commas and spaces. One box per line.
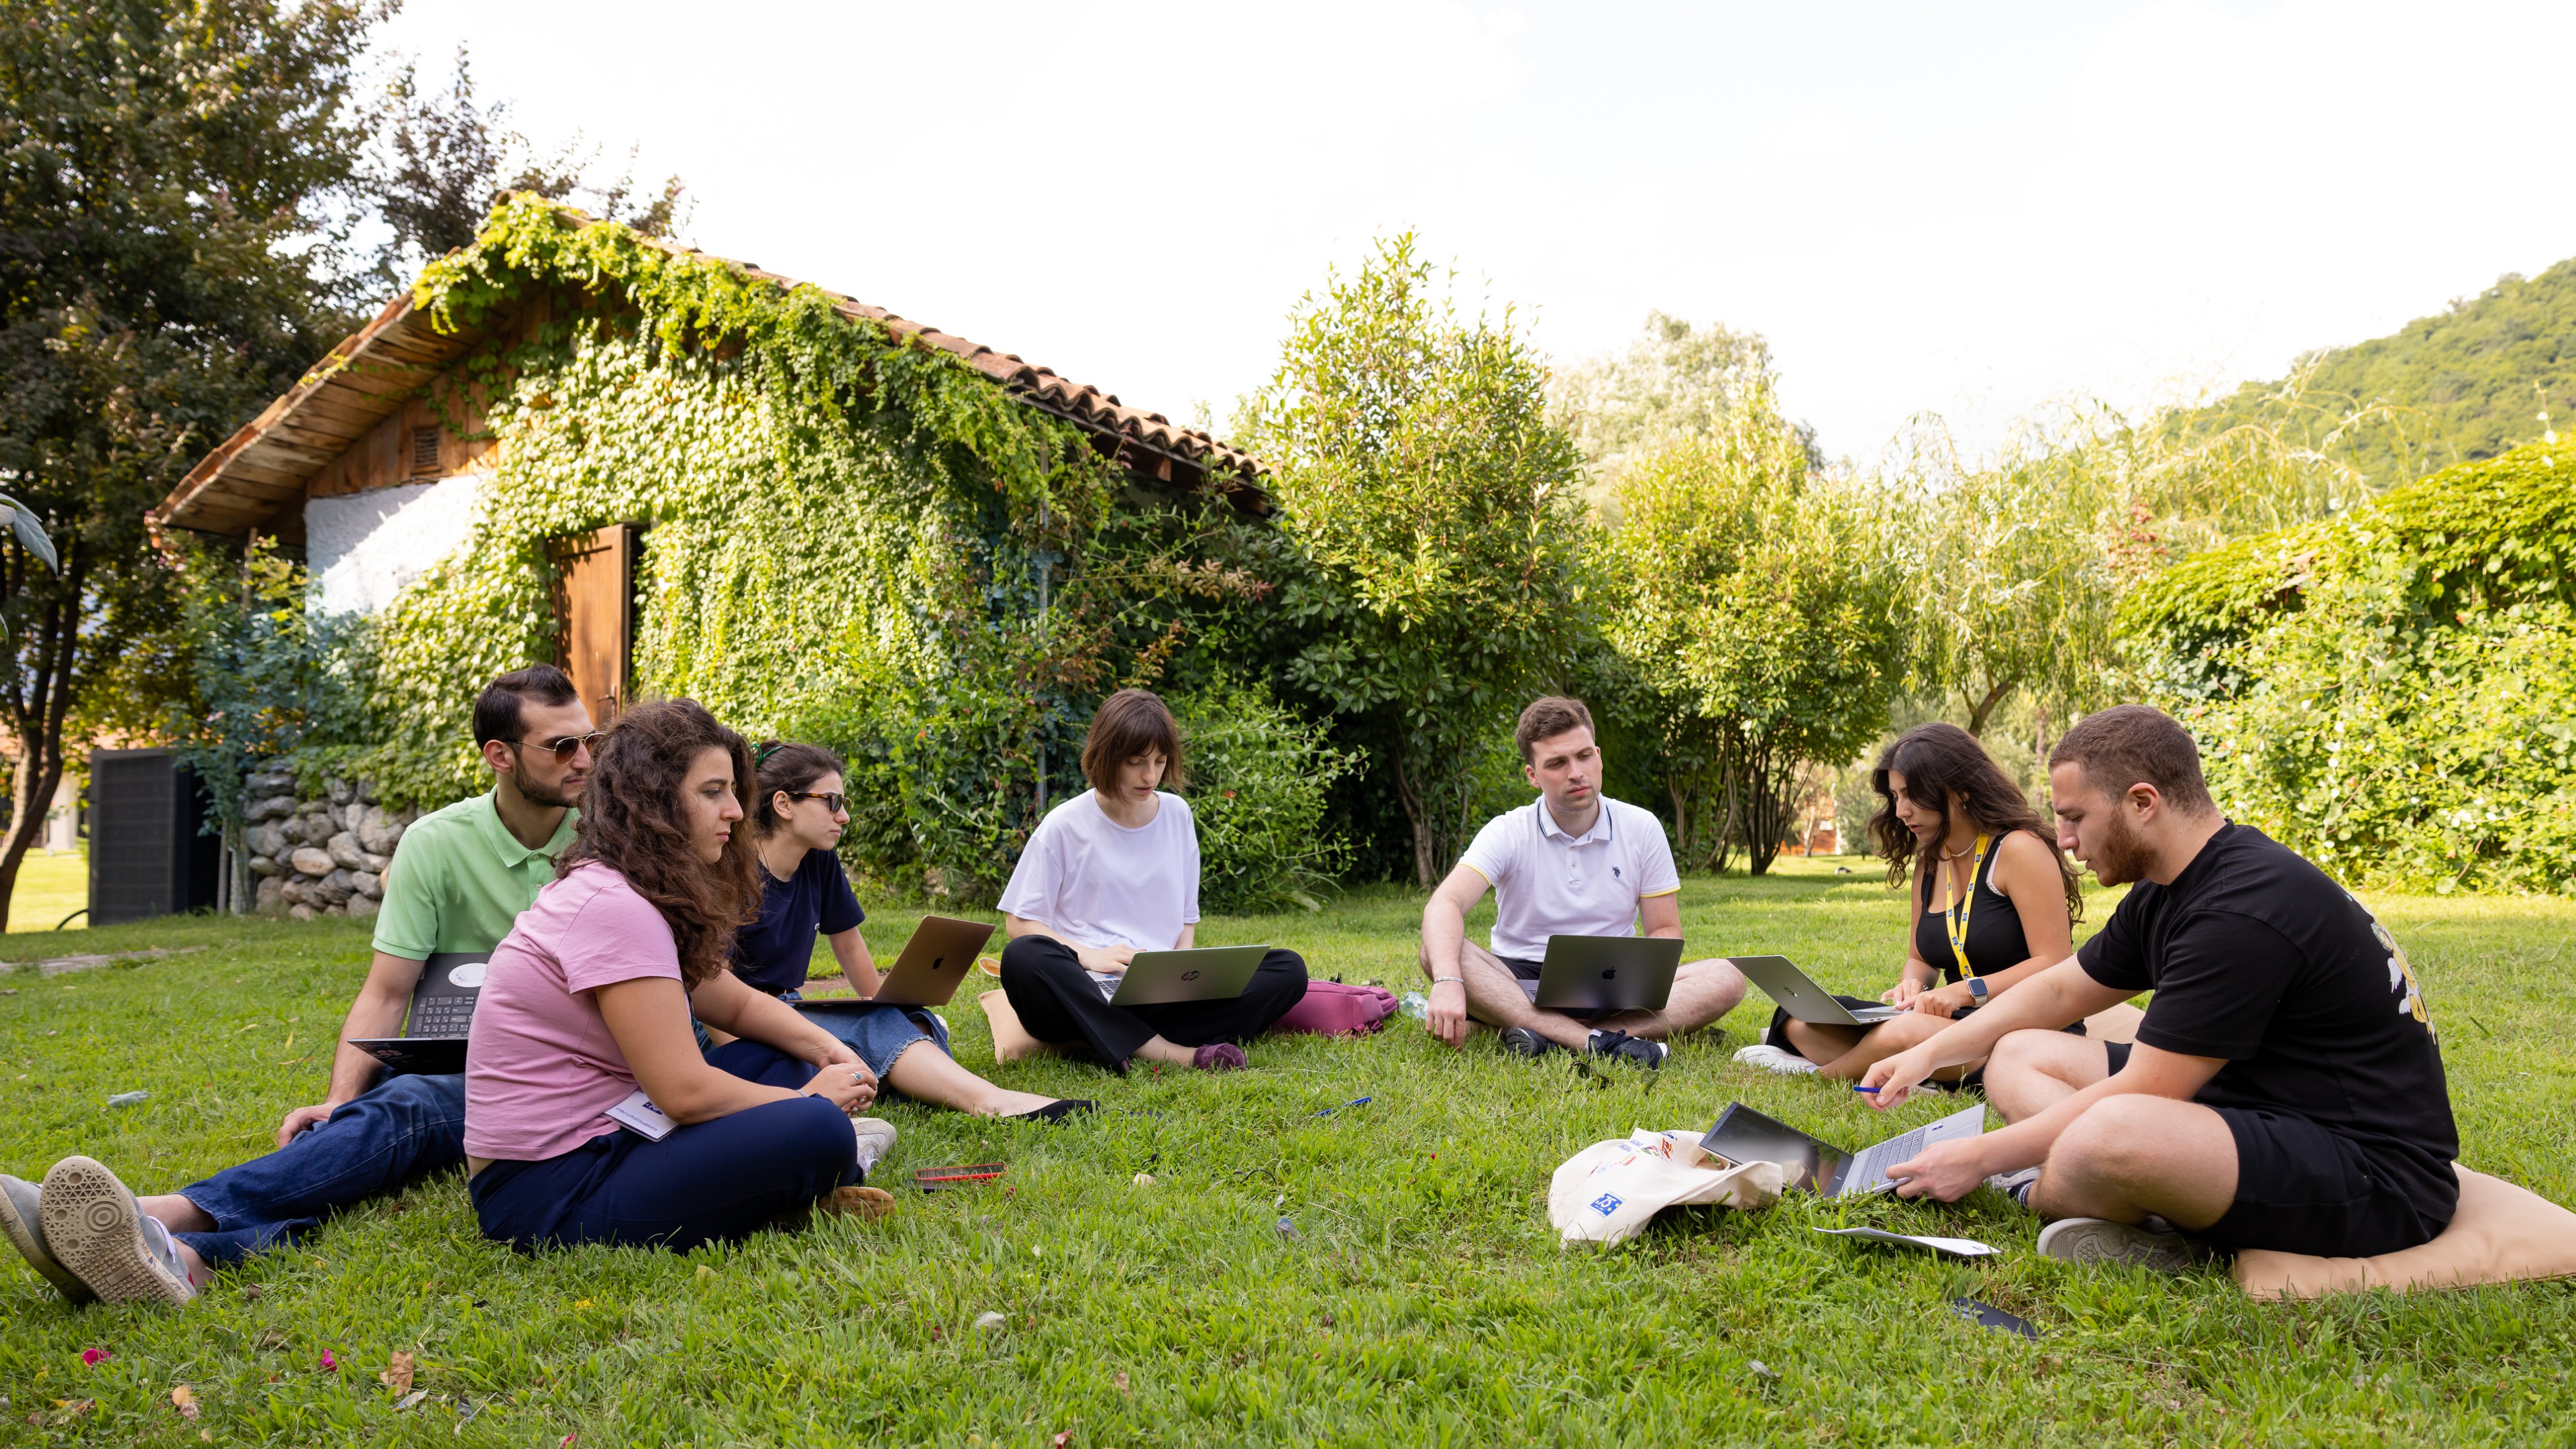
350, 197, 1324, 906
2124, 439, 2576, 894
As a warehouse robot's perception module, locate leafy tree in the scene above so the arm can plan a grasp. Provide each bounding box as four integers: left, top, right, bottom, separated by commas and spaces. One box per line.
366, 45, 690, 278
1553, 312, 1804, 496
1603, 380, 1905, 874
0, 0, 378, 924
1245, 234, 1595, 886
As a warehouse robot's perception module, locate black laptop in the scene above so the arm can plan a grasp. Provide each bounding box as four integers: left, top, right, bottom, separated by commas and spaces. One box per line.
348, 952, 489, 1074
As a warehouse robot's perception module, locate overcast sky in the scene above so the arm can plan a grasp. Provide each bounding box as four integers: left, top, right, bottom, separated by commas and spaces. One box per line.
376, 1, 2576, 467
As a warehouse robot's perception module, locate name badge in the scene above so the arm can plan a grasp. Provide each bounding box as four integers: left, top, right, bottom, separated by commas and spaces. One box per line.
605, 1088, 675, 1142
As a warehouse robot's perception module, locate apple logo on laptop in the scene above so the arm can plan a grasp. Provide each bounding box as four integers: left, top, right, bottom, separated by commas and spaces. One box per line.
1181, 969, 1201, 981
1602, 969, 1616, 979
928, 957, 945, 972
447, 961, 487, 989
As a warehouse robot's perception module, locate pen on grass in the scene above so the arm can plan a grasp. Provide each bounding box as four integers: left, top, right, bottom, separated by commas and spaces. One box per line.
1852, 1085, 1881, 1094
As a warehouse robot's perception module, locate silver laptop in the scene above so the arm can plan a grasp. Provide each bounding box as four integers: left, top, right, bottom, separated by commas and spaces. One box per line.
1732, 954, 1905, 1026
849, 915, 994, 1008
1108, 944, 1268, 1006
1534, 934, 1682, 1012
1700, 1101, 1988, 1197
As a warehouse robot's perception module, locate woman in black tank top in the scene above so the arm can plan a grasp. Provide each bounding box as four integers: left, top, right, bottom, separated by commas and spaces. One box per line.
1739, 722, 2082, 1081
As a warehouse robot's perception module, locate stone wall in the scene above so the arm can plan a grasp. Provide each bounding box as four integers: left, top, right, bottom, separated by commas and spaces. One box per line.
240, 771, 419, 921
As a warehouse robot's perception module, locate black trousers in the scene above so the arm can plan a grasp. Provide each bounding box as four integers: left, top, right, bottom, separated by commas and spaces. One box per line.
999, 934, 1309, 1071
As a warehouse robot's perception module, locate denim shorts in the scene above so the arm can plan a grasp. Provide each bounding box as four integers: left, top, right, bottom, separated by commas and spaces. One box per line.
778, 995, 952, 1099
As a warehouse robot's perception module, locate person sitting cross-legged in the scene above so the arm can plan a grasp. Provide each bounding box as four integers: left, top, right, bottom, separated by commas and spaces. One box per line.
1419, 695, 1748, 1068
1, 665, 595, 1308
1862, 704, 2459, 1271
467, 700, 891, 1254
996, 689, 1309, 1073
1735, 721, 2083, 1081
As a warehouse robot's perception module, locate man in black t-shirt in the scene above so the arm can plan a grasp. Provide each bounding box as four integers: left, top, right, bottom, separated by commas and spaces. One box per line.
1862, 705, 2457, 1269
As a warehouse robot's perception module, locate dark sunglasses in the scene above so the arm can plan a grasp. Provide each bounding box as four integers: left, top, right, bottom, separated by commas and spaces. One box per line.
780, 790, 848, 814
508, 731, 605, 763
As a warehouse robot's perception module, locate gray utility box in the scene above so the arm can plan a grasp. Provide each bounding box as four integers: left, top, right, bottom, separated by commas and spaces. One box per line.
87, 748, 221, 925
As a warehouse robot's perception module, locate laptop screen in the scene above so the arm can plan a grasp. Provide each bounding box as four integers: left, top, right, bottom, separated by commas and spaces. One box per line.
1699, 1103, 1852, 1194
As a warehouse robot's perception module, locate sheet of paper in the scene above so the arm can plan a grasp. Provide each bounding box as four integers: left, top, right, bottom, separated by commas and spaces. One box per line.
605, 1088, 675, 1142
1813, 1226, 1999, 1257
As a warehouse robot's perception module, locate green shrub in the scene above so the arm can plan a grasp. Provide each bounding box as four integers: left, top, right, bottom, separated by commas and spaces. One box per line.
2131, 441, 2576, 893
1171, 678, 1358, 914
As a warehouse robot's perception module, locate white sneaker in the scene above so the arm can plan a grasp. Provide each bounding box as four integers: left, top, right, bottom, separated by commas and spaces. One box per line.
38, 1157, 196, 1306
851, 1118, 898, 1179
1733, 1044, 1821, 1076
1984, 1166, 2043, 1210
2035, 1216, 2194, 1273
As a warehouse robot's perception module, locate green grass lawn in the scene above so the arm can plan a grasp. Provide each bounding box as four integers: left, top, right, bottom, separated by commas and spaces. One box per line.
7, 853, 87, 935
2, 861, 2571, 1444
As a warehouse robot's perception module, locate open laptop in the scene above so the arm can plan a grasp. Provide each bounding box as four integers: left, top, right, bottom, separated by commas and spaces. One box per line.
1732, 954, 1907, 1026
1107, 944, 1269, 1007
1697, 1100, 1988, 1197
799, 915, 994, 1010
348, 952, 489, 1074
1534, 934, 1684, 1013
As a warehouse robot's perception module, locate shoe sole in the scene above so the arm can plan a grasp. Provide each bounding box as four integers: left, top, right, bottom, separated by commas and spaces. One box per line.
824, 1185, 896, 1221
0, 1176, 95, 1303
2037, 1218, 2193, 1273
39, 1157, 195, 1306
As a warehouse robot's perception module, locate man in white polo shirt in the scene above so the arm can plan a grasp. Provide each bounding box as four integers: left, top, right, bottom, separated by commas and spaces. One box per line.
1419, 696, 1748, 1067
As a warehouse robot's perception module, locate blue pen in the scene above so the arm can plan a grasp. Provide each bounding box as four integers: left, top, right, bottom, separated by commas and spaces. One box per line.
1853, 1085, 1881, 1094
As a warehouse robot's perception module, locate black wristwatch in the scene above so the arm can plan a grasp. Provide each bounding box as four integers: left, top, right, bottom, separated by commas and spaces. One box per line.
1966, 977, 1990, 1002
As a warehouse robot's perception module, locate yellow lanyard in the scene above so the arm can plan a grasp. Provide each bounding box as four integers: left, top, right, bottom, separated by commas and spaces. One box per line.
1943, 834, 1992, 979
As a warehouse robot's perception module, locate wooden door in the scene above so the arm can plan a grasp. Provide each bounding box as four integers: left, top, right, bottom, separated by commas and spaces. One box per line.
551, 525, 639, 724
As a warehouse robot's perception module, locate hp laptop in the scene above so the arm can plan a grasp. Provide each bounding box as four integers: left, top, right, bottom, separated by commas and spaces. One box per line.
1698, 1100, 1988, 1197
1733, 954, 1906, 1026
348, 952, 489, 1074
1107, 944, 1269, 1007
800, 915, 994, 1010
1534, 934, 1683, 1012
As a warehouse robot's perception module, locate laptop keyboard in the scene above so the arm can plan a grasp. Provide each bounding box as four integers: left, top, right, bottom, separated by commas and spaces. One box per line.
409, 994, 476, 1038
1845, 1124, 1933, 1194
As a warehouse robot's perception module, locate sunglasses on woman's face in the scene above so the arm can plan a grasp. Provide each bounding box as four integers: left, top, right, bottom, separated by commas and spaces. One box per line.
510, 732, 606, 763
782, 791, 848, 814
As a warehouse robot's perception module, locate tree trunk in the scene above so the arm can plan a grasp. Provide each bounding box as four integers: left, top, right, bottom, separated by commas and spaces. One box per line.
1393, 751, 1439, 889
0, 545, 84, 928
1963, 676, 2017, 737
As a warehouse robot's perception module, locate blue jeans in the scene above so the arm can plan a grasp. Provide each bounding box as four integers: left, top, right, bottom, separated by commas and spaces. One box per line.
469, 1040, 857, 1253
174, 1071, 465, 1265
781, 995, 950, 1096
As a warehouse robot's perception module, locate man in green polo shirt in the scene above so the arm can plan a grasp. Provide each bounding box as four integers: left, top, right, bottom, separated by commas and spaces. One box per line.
2, 666, 594, 1306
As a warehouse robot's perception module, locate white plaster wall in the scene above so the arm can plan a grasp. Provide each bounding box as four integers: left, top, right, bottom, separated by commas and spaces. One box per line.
307, 471, 489, 615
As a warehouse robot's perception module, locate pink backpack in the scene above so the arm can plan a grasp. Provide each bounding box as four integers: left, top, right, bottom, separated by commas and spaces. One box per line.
1271, 979, 1399, 1037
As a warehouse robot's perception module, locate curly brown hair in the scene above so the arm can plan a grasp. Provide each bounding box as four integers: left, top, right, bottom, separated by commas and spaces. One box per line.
556, 698, 762, 989
1868, 722, 2082, 924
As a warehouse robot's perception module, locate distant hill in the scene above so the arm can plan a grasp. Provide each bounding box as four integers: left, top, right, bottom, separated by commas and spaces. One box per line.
2181, 255, 2576, 489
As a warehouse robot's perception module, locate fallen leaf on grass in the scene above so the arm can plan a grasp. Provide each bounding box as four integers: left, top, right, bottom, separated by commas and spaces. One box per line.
1051, 1432, 1073, 1448
78, 1348, 110, 1366
380, 1351, 415, 1394
396, 1389, 429, 1411
1112, 1373, 1130, 1397
172, 1384, 199, 1419
241, 1283, 264, 1300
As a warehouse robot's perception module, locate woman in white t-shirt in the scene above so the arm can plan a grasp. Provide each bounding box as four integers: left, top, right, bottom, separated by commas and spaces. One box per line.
996, 689, 1309, 1071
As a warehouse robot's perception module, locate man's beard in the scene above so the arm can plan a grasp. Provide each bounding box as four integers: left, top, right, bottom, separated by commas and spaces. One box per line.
2086, 808, 2155, 887
517, 772, 584, 810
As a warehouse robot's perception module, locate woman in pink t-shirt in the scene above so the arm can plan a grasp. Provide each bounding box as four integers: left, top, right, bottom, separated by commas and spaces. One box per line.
466, 700, 881, 1252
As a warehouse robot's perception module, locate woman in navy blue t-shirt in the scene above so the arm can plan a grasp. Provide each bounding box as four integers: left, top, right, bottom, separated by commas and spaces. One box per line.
734, 743, 1085, 1121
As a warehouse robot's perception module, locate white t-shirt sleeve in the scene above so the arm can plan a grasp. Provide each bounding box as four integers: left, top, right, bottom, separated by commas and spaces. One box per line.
1176, 796, 1201, 925
1631, 807, 1681, 897
1458, 811, 1519, 888
996, 812, 1061, 922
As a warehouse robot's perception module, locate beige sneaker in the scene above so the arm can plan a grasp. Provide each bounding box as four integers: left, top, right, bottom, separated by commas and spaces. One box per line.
1, 1173, 95, 1303
851, 1118, 897, 1179
38, 1157, 196, 1306
823, 1185, 896, 1221
2036, 1216, 2195, 1273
